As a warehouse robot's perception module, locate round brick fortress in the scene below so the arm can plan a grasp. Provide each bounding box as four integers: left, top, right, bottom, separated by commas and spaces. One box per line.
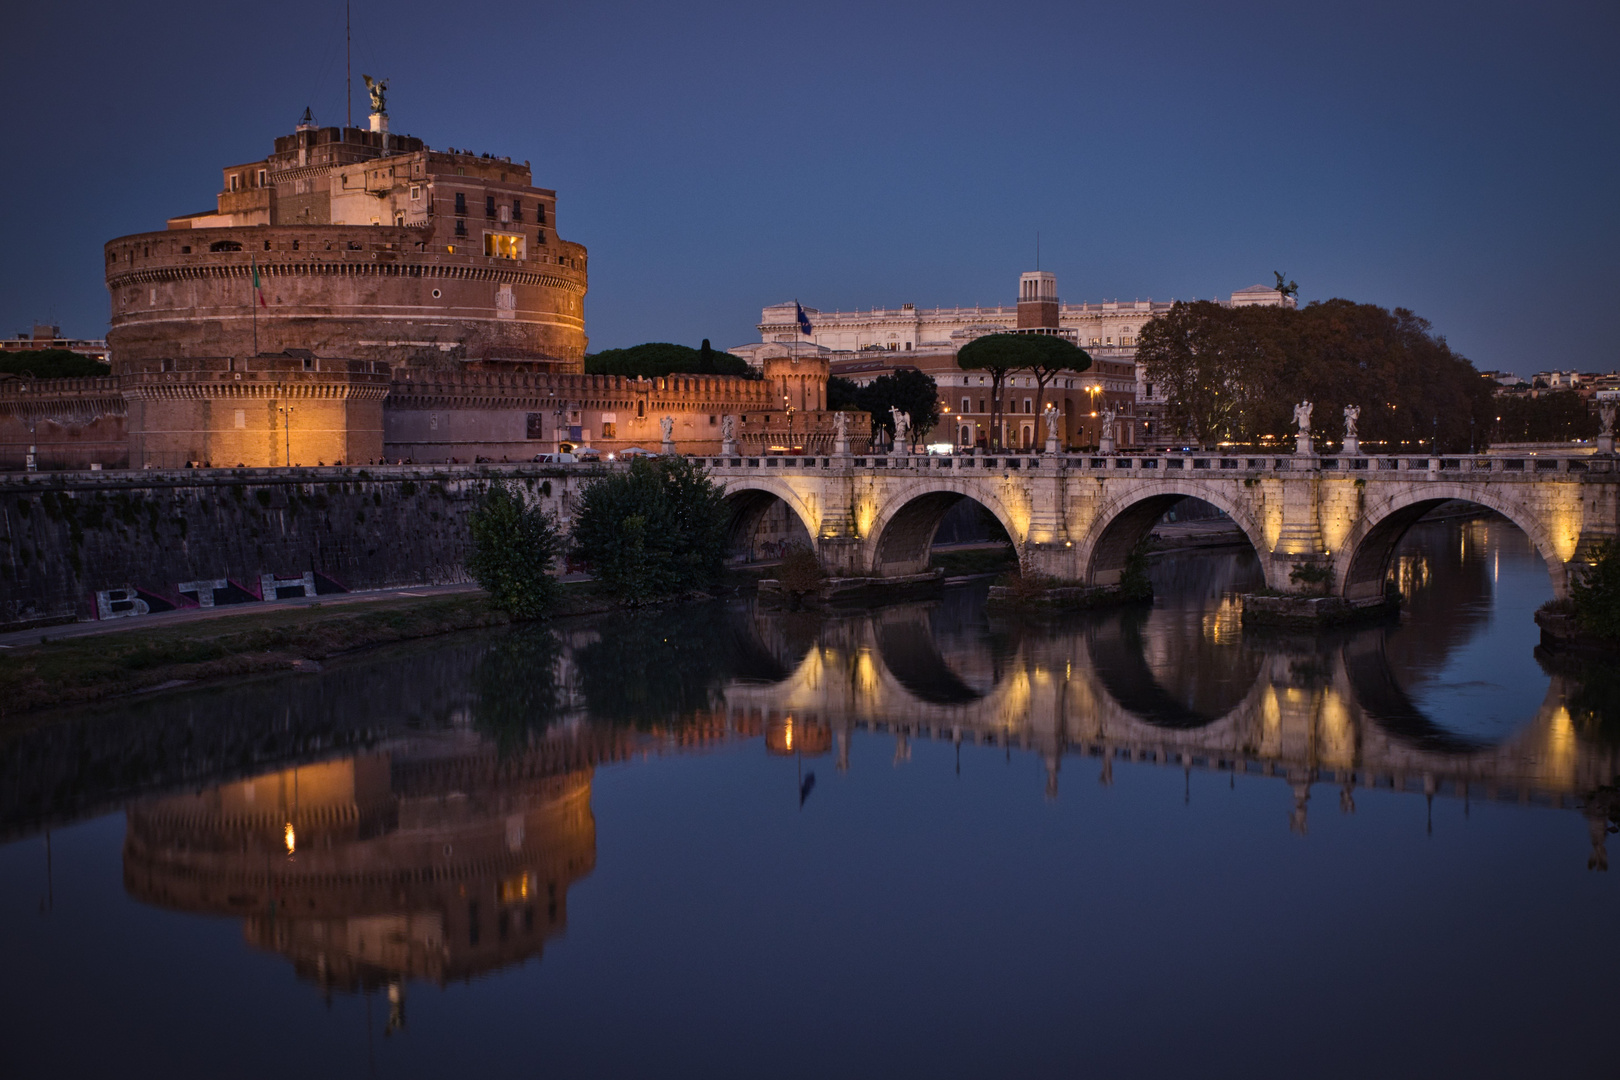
105, 224, 587, 372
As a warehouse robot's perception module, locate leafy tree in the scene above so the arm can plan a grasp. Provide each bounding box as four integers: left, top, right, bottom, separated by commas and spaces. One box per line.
0, 349, 110, 379
585, 341, 760, 380
827, 375, 863, 412
466, 483, 562, 619
571, 456, 728, 604
1491, 391, 1598, 444
1573, 542, 1620, 642
857, 368, 940, 443
958, 334, 1087, 450
1135, 302, 1274, 448
1138, 299, 1493, 452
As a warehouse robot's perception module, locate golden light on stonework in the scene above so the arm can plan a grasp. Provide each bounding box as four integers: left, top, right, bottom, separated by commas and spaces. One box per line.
1550, 502, 1583, 564
283, 823, 296, 855
1263, 505, 1284, 553
856, 498, 878, 540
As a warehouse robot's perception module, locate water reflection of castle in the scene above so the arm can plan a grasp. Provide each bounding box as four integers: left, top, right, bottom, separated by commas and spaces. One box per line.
123, 733, 597, 1005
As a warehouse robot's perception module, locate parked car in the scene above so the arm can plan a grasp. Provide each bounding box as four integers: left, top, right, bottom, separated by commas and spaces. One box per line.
531, 452, 579, 464
576, 447, 602, 462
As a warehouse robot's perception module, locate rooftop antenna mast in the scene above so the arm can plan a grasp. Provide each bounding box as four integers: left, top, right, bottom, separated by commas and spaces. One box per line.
346, 1, 352, 129
1036, 231, 1040, 271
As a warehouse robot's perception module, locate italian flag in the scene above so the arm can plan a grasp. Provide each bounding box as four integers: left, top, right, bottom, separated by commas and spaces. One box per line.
252, 257, 267, 308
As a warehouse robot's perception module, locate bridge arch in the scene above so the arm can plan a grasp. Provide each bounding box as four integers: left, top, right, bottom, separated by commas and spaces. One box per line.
1079, 481, 1270, 587
863, 478, 1024, 577
716, 478, 820, 563
1334, 485, 1572, 601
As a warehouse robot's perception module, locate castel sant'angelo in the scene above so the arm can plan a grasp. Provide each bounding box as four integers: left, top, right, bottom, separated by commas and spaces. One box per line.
1, 87, 843, 469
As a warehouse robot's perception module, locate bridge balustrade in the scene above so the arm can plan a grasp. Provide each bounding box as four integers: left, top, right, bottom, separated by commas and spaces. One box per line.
689, 450, 1610, 479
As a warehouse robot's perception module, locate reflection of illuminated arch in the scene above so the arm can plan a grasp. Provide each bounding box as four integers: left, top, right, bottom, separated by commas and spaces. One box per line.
873, 609, 988, 705
1087, 632, 1241, 730
724, 604, 1018, 728
865, 482, 1021, 576
1081, 483, 1269, 586
724, 616, 803, 684
1340, 638, 1492, 753
1337, 487, 1570, 601
1077, 607, 1268, 731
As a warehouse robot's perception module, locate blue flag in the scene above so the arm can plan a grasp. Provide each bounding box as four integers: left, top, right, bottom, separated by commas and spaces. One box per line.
796, 301, 813, 336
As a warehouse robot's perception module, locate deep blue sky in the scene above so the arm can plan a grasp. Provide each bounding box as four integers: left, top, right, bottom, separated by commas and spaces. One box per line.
2, 0, 1615, 375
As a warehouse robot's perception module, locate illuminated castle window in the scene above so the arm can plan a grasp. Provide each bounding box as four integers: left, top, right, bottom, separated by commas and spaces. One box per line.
485, 233, 525, 260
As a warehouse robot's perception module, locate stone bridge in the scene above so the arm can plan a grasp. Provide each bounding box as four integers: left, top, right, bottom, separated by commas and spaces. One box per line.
700, 450, 1620, 599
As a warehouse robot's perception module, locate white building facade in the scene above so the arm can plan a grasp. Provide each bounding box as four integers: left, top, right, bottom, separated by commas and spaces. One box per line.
731, 277, 1296, 448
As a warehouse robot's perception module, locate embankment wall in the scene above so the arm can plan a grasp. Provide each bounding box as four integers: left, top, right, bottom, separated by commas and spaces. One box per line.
0, 464, 598, 628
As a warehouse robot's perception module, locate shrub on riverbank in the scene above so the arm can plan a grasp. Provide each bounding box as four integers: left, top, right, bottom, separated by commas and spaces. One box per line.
570, 456, 728, 604
467, 483, 562, 619
776, 543, 825, 606
1573, 542, 1620, 642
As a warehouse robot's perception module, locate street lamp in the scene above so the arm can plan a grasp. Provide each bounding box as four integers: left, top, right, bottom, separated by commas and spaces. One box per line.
278, 402, 295, 466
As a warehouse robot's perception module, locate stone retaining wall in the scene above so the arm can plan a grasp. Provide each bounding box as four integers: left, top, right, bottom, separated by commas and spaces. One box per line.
0, 464, 600, 629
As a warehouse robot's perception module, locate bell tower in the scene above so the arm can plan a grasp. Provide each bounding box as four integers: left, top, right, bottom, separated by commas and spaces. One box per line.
1016, 271, 1059, 330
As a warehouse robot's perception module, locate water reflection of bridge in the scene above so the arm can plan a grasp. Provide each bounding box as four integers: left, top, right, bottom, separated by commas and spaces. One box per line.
720, 600, 1619, 831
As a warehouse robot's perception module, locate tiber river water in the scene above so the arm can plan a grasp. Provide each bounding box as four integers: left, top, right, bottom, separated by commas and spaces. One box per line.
2, 514, 1618, 1078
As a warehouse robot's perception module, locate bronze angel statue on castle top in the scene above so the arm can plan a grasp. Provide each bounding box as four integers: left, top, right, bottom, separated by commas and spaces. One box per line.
362, 75, 388, 115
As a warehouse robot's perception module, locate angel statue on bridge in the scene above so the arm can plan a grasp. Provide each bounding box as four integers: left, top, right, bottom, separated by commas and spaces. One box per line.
1343, 404, 1360, 439
834, 411, 849, 440
1601, 400, 1617, 438
721, 414, 737, 440
890, 406, 911, 449
1294, 401, 1313, 432
1042, 402, 1060, 441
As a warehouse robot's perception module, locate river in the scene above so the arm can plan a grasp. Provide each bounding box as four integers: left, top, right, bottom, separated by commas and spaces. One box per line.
1, 514, 1616, 1078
